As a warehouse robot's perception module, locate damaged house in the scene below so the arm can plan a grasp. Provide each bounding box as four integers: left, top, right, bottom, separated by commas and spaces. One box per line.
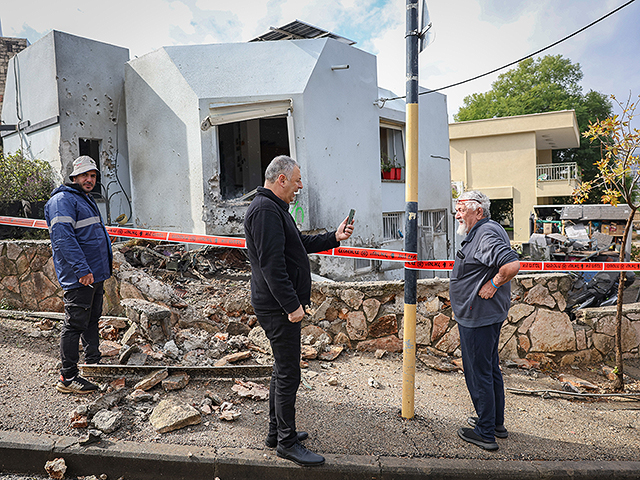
1, 22, 452, 280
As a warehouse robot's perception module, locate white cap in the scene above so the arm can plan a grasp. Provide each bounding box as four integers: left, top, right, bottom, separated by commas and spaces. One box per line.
69, 156, 99, 180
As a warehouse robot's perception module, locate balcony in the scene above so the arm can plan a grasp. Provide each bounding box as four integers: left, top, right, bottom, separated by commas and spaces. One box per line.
536, 162, 580, 198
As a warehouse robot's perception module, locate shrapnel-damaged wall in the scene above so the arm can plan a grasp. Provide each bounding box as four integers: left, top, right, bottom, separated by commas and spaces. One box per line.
2, 240, 640, 365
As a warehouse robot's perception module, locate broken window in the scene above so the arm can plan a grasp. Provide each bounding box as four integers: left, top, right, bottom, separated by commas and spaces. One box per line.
218, 117, 290, 200
203, 100, 294, 201
380, 124, 405, 180
78, 138, 102, 199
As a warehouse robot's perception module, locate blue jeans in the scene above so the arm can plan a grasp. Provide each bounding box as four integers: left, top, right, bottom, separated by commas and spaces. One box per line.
60, 282, 103, 379
458, 321, 505, 441
257, 310, 301, 448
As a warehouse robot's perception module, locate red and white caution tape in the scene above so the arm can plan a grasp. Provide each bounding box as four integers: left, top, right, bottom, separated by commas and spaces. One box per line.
2, 215, 637, 271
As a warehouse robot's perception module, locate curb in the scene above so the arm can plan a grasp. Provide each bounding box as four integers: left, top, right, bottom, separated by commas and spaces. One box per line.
2, 430, 640, 480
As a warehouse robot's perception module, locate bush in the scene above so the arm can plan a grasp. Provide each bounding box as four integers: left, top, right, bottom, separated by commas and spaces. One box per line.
0, 150, 55, 202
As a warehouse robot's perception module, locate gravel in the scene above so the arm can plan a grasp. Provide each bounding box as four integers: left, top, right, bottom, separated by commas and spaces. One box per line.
2, 312, 640, 479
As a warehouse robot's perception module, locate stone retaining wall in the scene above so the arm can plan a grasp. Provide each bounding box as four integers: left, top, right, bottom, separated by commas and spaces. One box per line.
2, 240, 639, 365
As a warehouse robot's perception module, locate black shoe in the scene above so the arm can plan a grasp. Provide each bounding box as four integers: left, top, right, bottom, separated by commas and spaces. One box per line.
276, 442, 325, 466
265, 431, 309, 448
467, 416, 508, 438
457, 427, 498, 451
56, 375, 99, 394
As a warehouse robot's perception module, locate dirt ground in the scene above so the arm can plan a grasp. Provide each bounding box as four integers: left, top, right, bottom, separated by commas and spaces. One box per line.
2, 311, 640, 470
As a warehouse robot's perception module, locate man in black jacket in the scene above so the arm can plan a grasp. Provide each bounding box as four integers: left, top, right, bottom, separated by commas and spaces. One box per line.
244, 155, 354, 466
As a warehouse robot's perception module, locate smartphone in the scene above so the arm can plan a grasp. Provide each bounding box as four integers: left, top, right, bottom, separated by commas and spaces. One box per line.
346, 209, 355, 226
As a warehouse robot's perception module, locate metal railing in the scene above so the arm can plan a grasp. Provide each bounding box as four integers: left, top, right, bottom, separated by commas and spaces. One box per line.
536, 162, 579, 182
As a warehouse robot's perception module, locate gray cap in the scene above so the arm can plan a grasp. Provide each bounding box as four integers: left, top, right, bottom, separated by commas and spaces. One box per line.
69, 155, 99, 180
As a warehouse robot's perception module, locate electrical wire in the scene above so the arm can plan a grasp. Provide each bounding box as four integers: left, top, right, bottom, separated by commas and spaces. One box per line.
375, 0, 637, 106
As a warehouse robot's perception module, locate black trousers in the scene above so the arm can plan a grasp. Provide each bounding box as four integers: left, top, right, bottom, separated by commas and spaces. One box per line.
257, 310, 301, 449
458, 321, 505, 442
60, 282, 104, 379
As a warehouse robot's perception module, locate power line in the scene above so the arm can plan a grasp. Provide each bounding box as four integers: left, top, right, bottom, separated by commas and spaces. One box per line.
375, 0, 637, 106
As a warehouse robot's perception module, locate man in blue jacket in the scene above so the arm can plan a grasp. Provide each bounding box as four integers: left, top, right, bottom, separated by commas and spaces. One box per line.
244, 155, 354, 466
450, 191, 519, 451
45, 156, 113, 394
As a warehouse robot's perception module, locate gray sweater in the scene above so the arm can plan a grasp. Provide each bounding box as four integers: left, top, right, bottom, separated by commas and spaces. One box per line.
449, 218, 519, 328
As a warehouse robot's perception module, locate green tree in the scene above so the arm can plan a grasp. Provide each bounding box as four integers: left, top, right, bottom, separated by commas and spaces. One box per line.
455, 55, 612, 200
0, 150, 55, 202
575, 93, 640, 391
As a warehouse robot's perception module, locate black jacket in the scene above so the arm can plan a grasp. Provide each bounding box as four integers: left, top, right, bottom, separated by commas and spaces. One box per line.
244, 187, 340, 314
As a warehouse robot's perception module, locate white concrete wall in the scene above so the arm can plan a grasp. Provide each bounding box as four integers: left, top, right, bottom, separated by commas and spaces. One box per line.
54, 31, 131, 223
1, 31, 62, 178
296, 39, 381, 244
125, 48, 202, 233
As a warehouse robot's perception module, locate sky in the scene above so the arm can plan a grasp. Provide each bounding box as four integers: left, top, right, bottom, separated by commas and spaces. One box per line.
2, 0, 639, 122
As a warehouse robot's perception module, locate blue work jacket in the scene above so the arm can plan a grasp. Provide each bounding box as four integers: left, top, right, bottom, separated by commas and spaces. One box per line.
45, 184, 113, 290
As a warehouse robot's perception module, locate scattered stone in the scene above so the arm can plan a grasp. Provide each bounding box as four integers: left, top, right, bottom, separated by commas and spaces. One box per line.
333, 332, 351, 348
367, 377, 382, 389
218, 402, 241, 421
44, 457, 67, 479
35, 318, 55, 330
318, 345, 344, 361
78, 429, 102, 446
134, 368, 169, 391
301, 325, 328, 344
70, 411, 89, 429
231, 380, 269, 400
100, 324, 119, 341
504, 358, 540, 369
129, 389, 154, 402
200, 404, 212, 415
99, 340, 121, 357
163, 340, 181, 359
558, 373, 598, 391
122, 298, 172, 344
118, 344, 141, 364
150, 399, 202, 433
127, 352, 149, 366
328, 376, 339, 386
301, 345, 318, 360
140, 343, 164, 360
162, 373, 190, 391
110, 377, 126, 391
121, 323, 146, 346
214, 351, 252, 366
451, 358, 464, 370
227, 321, 251, 336
99, 317, 128, 329
205, 391, 223, 406
91, 409, 123, 434
374, 349, 386, 359
417, 353, 459, 372
86, 389, 129, 419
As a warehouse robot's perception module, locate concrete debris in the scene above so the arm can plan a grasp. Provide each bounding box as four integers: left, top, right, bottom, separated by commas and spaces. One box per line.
214, 350, 252, 366
162, 372, 190, 391
150, 398, 202, 433
231, 379, 269, 400
78, 429, 103, 446
129, 389, 154, 402
91, 409, 123, 433
134, 368, 169, 391
44, 457, 67, 479
218, 401, 241, 421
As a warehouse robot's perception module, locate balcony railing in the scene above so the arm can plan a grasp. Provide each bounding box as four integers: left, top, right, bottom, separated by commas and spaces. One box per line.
536, 162, 579, 182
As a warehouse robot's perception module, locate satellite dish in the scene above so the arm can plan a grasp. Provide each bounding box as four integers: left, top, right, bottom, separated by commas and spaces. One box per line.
419, 0, 434, 52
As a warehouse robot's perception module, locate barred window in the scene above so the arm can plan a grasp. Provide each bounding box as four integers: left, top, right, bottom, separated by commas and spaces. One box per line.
383, 212, 404, 240
419, 209, 447, 234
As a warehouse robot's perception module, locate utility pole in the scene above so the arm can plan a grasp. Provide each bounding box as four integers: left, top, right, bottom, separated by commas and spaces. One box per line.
402, 0, 419, 419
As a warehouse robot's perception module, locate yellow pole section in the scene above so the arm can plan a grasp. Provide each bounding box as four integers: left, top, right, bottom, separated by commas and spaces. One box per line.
402, 302, 417, 418
405, 104, 419, 203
